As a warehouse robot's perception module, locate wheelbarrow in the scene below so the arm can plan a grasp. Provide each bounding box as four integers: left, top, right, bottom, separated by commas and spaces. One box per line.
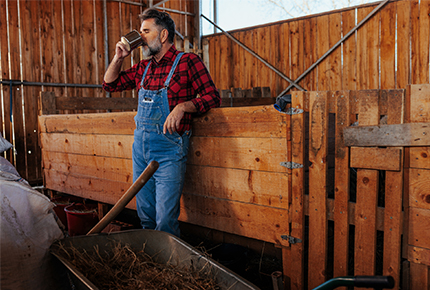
50, 161, 260, 290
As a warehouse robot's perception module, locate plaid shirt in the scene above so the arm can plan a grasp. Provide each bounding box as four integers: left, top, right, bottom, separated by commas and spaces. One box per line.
103, 45, 220, 135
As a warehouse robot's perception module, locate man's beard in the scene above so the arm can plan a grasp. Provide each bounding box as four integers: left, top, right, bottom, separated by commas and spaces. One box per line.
142, 35, 162, 58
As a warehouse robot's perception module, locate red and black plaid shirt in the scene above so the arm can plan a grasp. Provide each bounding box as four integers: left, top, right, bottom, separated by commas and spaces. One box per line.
103, 45, 220, 135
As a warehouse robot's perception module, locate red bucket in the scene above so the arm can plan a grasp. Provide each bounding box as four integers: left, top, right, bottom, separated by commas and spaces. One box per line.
51, 196, 84, 229
64, 203, 99, 236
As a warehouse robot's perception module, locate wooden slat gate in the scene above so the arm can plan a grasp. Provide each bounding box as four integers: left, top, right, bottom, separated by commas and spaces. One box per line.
285, 89, 405, 289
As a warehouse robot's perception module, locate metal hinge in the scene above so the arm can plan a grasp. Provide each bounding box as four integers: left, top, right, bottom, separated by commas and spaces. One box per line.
281, 235, 302, 244
282, 107, 304, 115
280, 162, 303, 169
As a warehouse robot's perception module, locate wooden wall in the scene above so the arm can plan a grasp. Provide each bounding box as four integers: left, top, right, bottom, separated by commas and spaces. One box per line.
205, 0, 430, 96
0, 0, 196, 184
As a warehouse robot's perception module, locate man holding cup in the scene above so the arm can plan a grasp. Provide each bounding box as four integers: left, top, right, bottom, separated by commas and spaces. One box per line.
103, 8, 220, 237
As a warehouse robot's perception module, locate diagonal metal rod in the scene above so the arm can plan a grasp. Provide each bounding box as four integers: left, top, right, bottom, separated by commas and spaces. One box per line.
277, 0, 390, 98
201, 14, 305, 92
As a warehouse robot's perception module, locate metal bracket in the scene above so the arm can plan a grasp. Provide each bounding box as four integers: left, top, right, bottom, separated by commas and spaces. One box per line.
280, 107, 303, 115
280, 162, 303, 169
281, 235, 302, 244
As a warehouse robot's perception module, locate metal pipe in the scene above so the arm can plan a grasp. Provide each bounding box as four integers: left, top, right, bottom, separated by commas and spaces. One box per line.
108, 0, 144, 7
1, 80, 102, 88
201, 14, 305, 91
103, 0, 111, 98
156, 7, 194, 16
278, 0, 390, 97
152, 0, 169, 8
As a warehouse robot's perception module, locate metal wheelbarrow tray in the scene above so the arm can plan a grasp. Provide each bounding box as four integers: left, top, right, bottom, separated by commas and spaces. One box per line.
50, 229, 260, 290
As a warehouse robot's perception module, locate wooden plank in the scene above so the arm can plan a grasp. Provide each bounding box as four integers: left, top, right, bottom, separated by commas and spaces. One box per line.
408, 84, 430, 123
409, 168, 430, 210
418, 0, 430, 84
106, 0, 121, 99
192, 105, 287, 138
355, 90, 379, 278
350, 147, 402, 171
183, 164, 289, 209
383, 90, 404, 289
408, 246, 430, 266
340, 6, 357, 90
396, 0, 411, 89
333, 91, 351, 280
40, 133, 133, 158
82, 0, 96, 101
410, 147, 430, 169
21, 0, 42, 182
42, 151, 133, 183
39, 112, 135, 134
9, 0, 26, 178
409, 207, 430, 250
328, 12, 342, 91
288, 91, 306, 289
219, 97, 275, 108
94, 0, 105, 99
290, 20, 303, 93
179, 193, 289, 247
44, 169, 134, 209
343, 123, 430, 147
357, 6, 379, 90
317, 14, 330, 91
303, 18, 314, 91
380, 1, 396, 89
55, 96, 138, 111
409, 262, 429, 290
187, 136, 288, 172
280, 22, 290, 94
308, 91, 329, 288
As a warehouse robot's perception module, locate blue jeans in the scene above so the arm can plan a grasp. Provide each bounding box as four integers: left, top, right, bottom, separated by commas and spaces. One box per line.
132, 128, 190, 237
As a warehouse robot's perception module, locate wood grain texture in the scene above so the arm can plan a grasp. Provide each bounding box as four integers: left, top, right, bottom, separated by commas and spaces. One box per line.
350, 147, 402, 171
308, 91, 329, 288
179, 193, 289, 247
288, 91, 306, 289
409, 207, 430, 249
333, 91, 351, 280
183, 164, 289, 209
409, 168, 430, 210
354, 90, 379, 278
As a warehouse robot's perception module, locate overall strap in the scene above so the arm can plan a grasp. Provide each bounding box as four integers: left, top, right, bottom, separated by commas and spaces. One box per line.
140, 61, 152, 87
164, 52, 184, 88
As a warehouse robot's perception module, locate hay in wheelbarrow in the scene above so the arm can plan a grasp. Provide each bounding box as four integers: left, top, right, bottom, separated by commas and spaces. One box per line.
55, 240, 219, 290
50, 229, 260, 290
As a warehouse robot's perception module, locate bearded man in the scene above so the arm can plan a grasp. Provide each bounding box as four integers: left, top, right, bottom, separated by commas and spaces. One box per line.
103, 8, 220, 237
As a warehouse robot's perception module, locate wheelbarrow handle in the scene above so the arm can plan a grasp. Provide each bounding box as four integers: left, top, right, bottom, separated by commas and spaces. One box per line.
86, 161, 159, 235
312, 275, 395, 290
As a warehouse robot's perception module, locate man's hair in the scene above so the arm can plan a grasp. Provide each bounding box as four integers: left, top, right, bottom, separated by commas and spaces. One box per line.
139, 8, 175, 44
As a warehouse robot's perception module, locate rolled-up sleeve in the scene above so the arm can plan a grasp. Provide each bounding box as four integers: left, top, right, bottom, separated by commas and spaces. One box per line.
188, 55, 221, 114
102, 63, 140, 92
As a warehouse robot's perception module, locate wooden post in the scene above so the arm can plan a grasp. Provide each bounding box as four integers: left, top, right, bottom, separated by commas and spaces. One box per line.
354, 90, 379, 282
308, 91, 329, 288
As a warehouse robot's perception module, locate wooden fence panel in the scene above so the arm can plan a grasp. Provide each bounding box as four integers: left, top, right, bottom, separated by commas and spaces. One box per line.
317, 15, 330, 91
380, 1, 396, 89
396, 0, 411, 90
308, 91, 329, 288
341, 9, 356, 91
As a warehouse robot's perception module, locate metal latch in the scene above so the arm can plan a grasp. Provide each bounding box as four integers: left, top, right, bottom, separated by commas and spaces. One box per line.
280, 162, 303, 169
281, 235, 302, 244
282, 107, 304, 115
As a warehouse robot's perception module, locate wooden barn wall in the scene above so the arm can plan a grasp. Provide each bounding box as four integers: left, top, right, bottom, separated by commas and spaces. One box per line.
0, 0, 196, 184
203, 0, 430, 96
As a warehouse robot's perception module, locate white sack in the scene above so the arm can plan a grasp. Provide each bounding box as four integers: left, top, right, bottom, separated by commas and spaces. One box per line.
1, 158, 64, 290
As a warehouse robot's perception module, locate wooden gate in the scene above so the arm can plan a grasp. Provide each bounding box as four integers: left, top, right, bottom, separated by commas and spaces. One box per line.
284, 89, 406, 289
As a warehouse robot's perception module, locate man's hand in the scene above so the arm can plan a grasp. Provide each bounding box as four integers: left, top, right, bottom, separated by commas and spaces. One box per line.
115, 41, 131, 60
163, 101, 197, 135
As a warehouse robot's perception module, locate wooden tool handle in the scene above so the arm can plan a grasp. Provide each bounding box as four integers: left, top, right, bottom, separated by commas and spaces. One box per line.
86, 161, 159, 235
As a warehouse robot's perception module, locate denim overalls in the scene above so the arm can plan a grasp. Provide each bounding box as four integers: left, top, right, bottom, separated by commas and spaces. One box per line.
132, 52, 190, 237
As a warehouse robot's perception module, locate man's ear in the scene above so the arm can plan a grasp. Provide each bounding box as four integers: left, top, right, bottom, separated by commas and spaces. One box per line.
160, 29, 169, 43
